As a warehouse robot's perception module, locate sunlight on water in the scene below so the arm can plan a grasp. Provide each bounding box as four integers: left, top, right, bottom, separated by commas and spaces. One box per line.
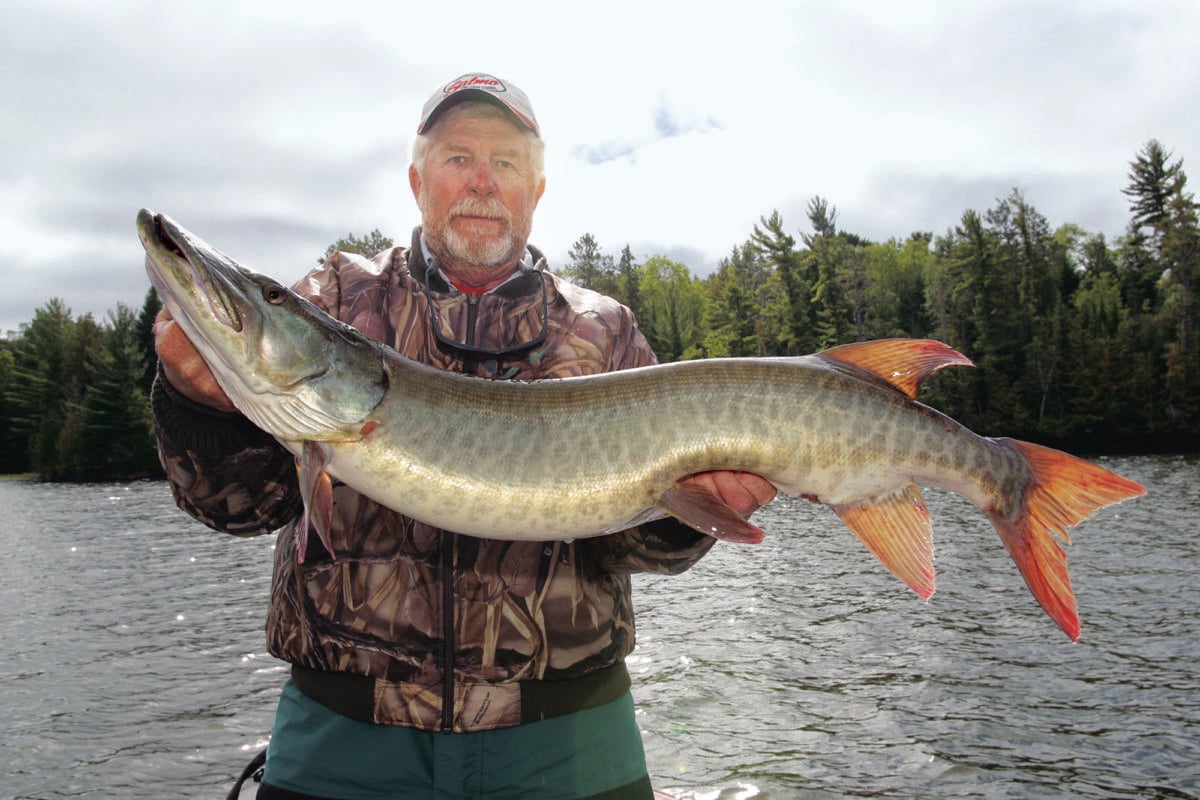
1, 456, 1197, 799
634, 455, 1199, 799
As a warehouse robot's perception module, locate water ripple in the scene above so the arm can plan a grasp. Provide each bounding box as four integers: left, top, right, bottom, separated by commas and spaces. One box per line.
635, 456, 1199, 799
2, 456, 1197, 798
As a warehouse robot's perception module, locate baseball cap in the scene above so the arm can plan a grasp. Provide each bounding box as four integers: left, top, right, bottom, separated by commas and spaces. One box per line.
417, 72, 540, 137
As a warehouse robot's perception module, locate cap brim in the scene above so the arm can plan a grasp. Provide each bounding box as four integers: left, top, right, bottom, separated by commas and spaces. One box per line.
418, 89, 538, 136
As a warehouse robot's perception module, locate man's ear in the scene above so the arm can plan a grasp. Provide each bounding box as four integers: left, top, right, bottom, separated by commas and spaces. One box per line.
408, 164, 422, 199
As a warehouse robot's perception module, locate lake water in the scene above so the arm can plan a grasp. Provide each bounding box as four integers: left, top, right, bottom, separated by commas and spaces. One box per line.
2, 455, 1196, 799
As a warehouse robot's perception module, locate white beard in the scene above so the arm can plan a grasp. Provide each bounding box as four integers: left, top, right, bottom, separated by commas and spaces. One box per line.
421, 196, 529, 270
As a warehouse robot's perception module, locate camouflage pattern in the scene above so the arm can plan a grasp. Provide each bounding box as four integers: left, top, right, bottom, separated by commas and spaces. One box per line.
152, 228, 714, 732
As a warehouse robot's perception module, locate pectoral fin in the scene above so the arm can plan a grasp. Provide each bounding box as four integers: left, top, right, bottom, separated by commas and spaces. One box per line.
296, 441, 336, 563
656, 483, 766, 544
832, 481, 935, 598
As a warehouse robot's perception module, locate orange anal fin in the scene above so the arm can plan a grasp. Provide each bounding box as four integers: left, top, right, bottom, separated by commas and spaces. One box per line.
817, 338, 973, 399
656, 483, 766, 544
832, 481, 936, 599
297, 441, 336, 563
989, 438, 1146, 642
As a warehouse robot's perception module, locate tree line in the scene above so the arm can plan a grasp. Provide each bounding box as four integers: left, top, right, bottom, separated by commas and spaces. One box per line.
557, 139, 1198, 453
0, 293, 163, 479
1, 139, 1195, 480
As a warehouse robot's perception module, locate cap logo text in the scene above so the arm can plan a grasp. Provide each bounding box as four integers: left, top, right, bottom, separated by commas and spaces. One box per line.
446, 76, 505, 95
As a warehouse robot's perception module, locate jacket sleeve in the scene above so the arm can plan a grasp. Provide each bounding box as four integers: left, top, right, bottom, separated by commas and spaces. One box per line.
581, 304, 719, 574
151, 366, 302, 535
588, 518, 717, 576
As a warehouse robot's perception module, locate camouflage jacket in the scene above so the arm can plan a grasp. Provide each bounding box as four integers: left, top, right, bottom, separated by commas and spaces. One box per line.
151, 228, 715, 732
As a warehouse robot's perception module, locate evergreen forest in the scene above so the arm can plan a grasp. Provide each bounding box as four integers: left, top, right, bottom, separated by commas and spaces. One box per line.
1, 140, 1196, 481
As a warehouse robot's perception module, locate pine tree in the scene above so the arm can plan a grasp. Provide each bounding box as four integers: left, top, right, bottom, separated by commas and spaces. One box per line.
804, 198, 856, 348
1123, 140, 1200, 433
6, 301, 76, 475
751, 211, 812, 354
704, 242, 764, 357
614, 245, 642, 318
1123, 139, 1183, 235
73, 306, 160, 478
0, 342, 20, 473
638, 257, 705, 361
135, 286, 162, 393
321, 230, 394, 263
562, 233, 617, 296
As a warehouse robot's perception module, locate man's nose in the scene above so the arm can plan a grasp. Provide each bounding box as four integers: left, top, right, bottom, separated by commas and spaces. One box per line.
468, 162, 497, 195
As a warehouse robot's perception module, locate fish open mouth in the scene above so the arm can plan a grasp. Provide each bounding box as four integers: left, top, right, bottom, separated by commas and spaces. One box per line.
140, 208, 245, 333
137, 208, 187, 260
154, 214, 188, 260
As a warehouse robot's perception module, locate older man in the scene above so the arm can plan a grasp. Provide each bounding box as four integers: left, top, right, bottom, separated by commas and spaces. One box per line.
152, 72, 774, 800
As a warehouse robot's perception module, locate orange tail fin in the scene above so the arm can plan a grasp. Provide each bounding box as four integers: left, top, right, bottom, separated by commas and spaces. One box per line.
988, 439, 1145, 641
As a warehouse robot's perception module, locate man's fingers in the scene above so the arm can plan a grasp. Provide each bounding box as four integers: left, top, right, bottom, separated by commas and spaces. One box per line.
681, 471, 776, 517
739, 472, 778, 506
152, 314, 237, 412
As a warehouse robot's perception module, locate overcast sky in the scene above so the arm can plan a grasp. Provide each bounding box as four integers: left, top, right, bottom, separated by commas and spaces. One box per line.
3, 0, 1197, 334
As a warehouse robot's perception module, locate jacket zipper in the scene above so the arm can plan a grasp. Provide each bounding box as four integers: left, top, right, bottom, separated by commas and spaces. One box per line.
465, 294, 479, 350
441, 533, 455, 732
440, 295, 476, 733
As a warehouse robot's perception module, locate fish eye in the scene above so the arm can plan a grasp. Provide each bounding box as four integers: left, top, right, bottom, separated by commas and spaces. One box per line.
263, 284, 287, 304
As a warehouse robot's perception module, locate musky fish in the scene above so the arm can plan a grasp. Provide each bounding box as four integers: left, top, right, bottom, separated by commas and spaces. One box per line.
139, 209, 1145, 641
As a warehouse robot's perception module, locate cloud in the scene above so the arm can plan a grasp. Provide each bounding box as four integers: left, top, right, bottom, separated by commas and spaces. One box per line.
1, 0, 1198, 332
572, 140, 640, 166
572, 97, 723, 166
652, 101, 722, 140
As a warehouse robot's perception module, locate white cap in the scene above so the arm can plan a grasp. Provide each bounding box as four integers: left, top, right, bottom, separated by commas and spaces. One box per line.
417, 72, 540, 137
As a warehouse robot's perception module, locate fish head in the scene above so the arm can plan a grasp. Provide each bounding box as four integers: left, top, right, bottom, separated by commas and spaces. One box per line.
138, 208, 385, 441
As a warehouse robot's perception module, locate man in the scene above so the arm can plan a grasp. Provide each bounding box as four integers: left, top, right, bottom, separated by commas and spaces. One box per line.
153, 73, 775, 800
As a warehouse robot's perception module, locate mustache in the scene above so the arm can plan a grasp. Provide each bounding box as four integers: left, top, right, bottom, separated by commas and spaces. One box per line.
449, 198, 512, 223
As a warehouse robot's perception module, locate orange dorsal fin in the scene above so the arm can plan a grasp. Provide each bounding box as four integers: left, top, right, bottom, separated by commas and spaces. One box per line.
832, 481, 936, 599
817, 339, 973, 399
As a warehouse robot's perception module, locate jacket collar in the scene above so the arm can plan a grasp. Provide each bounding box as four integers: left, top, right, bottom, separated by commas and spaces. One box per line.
407, 227, 548, 299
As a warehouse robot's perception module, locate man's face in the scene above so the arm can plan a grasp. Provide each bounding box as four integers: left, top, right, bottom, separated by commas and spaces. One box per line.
410, 110, 546, 282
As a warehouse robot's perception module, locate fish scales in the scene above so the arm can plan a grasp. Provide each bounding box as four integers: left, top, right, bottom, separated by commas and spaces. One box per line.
327, 354, 1012, 539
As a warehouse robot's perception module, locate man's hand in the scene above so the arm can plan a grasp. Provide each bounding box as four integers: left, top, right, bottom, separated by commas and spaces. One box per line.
679, 471, 777, 517
153, 309, 237, 412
